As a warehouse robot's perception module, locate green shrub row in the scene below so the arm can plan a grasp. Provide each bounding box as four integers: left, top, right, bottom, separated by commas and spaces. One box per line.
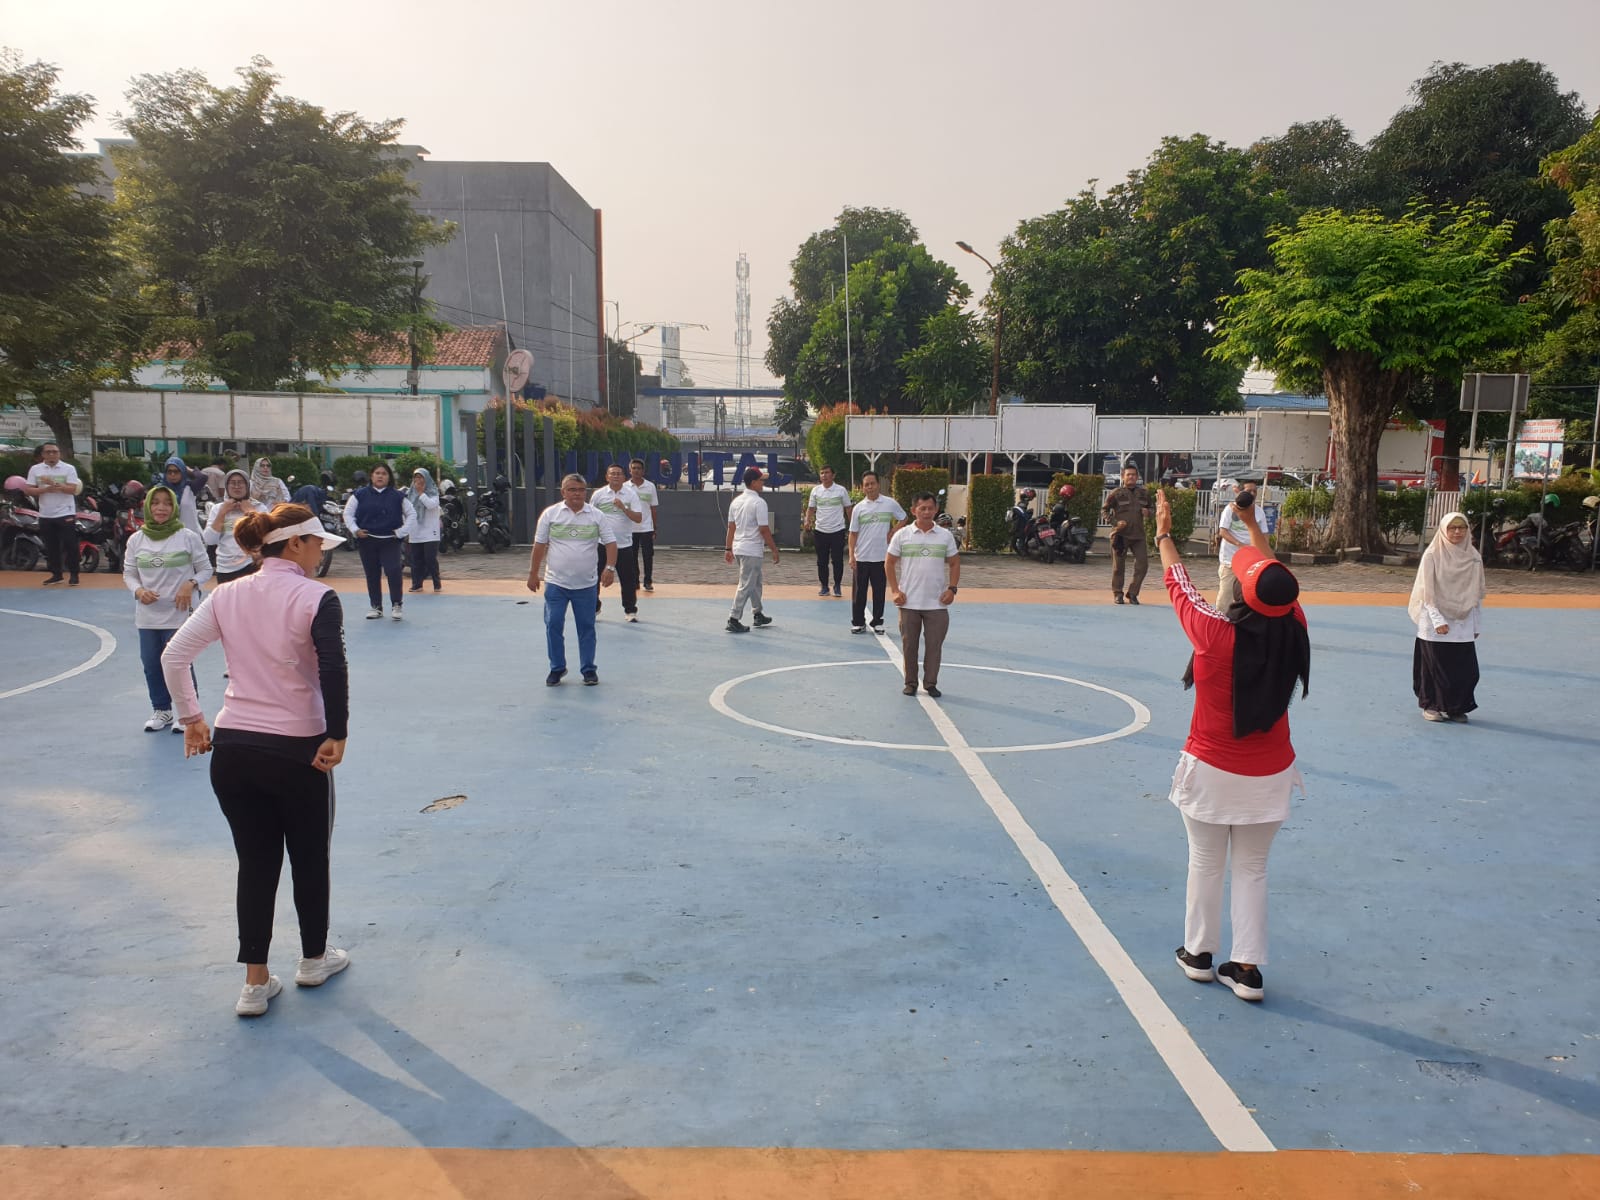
1142, 486, 1198, 548
1048, 474, 1105, 531
890, 467, 950, 514
967, 473, 1015, 552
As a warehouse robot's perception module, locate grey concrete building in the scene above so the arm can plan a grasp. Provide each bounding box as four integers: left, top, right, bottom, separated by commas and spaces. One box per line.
406, 149, 605, 412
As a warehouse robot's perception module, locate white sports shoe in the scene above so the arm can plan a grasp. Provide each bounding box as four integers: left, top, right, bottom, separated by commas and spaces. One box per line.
236, 974, 283, 1017
295, 945, 350, 987
143, 710, 173, 732
366, 607, 382, 620
390, 607, 403, 621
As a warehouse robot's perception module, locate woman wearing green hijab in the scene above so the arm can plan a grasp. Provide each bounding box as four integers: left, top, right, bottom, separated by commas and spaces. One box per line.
123, 485, 213, 732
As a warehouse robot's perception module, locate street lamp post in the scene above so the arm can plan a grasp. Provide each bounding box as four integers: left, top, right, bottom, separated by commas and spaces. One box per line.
840, 232, 853, 410
957, 240, 1002, 473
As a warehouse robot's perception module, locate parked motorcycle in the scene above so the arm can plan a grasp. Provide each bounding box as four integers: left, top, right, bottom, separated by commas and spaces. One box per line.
1047, 492, 1092, 563
1005, 489, 1059, 562
316, 495, 355, 578
471, 475, 513, 553
1474, 498, 1530, 569
1, 477, 46, 572
1514, 498, 1589, 572
439, 479, 467, 553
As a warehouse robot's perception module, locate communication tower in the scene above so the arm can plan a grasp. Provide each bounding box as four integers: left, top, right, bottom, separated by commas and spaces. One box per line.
735, 254, 752, 390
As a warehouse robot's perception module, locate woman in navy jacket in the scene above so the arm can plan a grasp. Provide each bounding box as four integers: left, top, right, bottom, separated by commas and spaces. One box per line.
342, 462, 415, 620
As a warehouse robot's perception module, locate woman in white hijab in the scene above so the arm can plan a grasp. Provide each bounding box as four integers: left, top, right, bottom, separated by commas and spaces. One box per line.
1408, 512, 1486, 723
249, 457, 291, 508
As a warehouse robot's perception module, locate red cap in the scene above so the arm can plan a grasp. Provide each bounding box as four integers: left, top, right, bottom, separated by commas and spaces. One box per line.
1232, 546, 1298, 617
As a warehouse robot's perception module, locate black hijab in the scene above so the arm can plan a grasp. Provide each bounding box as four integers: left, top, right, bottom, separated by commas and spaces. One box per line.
1183, 570, 1311, 738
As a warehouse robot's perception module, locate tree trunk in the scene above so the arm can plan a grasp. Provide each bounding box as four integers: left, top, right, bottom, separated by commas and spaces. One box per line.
1321, 353, 1409, 554
36, 400, 80, 463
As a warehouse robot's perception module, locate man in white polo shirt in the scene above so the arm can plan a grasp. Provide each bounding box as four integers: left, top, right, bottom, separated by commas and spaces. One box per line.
725, 466, 780, 633
592, 463, 642, 621
1214, 478, 1256, 609
24, 442, 84, 586
527, 474, 617, 686
805, 464, 852, 597
886, 491, 961, 698
846, 470, 905, 635
628, 458, 661, 591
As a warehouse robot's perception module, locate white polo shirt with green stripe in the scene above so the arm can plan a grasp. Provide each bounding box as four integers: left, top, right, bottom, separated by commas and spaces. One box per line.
807, 482, 851, 534
535, 501, 616, 590
887, 523, 959, 609
848, 495, 906, 562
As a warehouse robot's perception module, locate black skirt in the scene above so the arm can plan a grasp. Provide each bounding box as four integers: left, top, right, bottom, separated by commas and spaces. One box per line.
1413, 638, 1479, 715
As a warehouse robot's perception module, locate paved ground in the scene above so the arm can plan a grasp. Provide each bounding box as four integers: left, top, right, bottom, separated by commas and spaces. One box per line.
2, 570, 1597, 1199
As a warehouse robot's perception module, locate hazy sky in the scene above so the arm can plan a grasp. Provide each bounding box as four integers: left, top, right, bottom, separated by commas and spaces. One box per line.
10, 0, 1600, 389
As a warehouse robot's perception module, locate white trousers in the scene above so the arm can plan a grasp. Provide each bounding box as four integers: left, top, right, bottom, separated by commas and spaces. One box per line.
1181, 814, 1282, 966
730, 555, 764, 620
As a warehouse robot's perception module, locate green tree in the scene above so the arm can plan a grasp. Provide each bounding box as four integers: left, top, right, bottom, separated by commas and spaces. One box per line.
991, 135, 1281, 413
604, 335, 642, 418
1533, 115, 1600, 445
785, 239, 969, 416
1214, 206, 1533, 552
1251, 117, 1369, 211
899, 307, 991, 413
114, 57, 453, 391
1363, 60, 1590, 260
0, 54, 127, 452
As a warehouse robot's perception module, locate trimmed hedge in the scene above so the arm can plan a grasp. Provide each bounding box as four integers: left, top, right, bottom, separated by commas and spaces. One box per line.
268, 455, 322, 490
89, 454, 148, 485
1048, 473, 1104, 530
967, 472, 1014, 551
890, 467, 949, 514
332, 454, 387, 488
1142, 486, 1197, 548
0, 451, 37, 485
1376, 487, 1427, 542
394, 450, 455, 488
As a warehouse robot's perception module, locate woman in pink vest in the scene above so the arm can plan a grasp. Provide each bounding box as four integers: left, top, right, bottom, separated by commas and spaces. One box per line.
161, 503, 353, 1018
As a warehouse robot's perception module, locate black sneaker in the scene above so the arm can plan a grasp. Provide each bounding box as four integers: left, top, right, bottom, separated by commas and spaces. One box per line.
42, 576, 65, 586
871, 623, 885, 635
850, 625, 866, 634
1176, 947, 1215, 982
68, 576, 79, 587
923, 684, 942, 698
1127, 594, 1141, 606
1112, 593, 1124, 604
902, 684, 917, 696
832, 586, 842, 597
1217, 962, 1264, 1001
726, 617, 749, 633
752, 612, 772, 627
545, 669, 567, 687
582, 671, 599, 686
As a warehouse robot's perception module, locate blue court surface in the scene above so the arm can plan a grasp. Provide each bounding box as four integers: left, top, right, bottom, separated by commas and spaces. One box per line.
0, 587, 1596, 1159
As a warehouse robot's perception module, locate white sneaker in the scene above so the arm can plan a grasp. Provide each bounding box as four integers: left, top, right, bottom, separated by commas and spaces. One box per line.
295, 945, 350, 987
390, 607, 403, 621
172, 719, 185, 734
143, 710, 173, 733
366, 607, 382, 619
1422, 709, 1447, 722
236, 974, 283, 1017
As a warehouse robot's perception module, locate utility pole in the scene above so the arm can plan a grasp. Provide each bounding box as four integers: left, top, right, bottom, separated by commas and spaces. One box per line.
407, 260, 424, 396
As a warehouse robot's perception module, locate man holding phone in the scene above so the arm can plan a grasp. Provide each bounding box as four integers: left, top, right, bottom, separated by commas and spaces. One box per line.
1215, 479, 1258, 608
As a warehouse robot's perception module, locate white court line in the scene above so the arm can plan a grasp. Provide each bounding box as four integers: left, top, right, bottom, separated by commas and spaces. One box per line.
710, 660, 1149, 753
870, 631, 1276, 1153
0, 609, 118, 701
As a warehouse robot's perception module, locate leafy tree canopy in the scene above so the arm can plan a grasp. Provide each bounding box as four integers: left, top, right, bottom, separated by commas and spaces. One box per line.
1251, 117, 1370, 212
1214, 205, 1533, 549
991, 135, 1282, 413
0, 52, 126, 450
114, 57, 453, 391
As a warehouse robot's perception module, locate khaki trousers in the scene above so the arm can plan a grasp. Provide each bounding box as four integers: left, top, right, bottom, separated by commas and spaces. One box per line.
1111, 537, 1148, 598
899, 608, 950, 687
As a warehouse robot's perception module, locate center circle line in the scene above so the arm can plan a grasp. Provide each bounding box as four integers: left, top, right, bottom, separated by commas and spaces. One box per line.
709, 660, 1149, 754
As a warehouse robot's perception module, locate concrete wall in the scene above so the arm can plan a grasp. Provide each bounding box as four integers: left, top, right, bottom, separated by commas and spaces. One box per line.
411, 159, 600, 410
653, 490, 804, 549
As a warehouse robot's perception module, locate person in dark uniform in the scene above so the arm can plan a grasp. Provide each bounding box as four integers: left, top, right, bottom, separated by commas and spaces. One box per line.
1102, 464, 1152, 604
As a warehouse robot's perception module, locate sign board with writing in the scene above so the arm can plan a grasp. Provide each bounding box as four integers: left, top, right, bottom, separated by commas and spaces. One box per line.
1514, 418, 1565, 478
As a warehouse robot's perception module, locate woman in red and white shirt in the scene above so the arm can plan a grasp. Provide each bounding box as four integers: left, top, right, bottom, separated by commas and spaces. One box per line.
1155, 489, 1310, 1003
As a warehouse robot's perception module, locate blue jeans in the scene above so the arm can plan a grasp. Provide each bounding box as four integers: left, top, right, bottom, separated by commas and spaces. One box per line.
140, 627, 196, 711
544, 582, 598, 674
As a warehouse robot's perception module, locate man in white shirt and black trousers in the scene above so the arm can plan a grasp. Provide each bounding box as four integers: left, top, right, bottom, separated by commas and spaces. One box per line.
847, 470, 905, 634
886, 491, 961, 697
628, 458, 661, 591
528, 474, 617, 686
805, 464, 852, 598
592, 463, 643, 621
24, 442, 84, 586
